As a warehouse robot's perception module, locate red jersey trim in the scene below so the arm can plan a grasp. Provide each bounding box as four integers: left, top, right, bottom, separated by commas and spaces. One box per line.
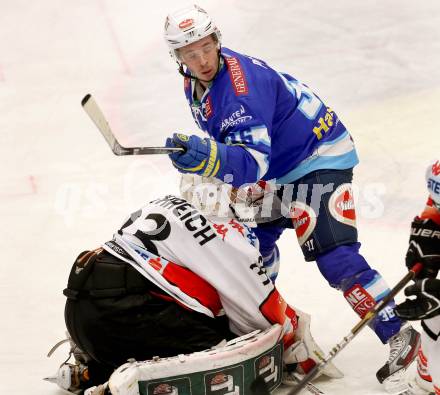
184, 77, 191, 91
420, 196, 440, 226
161, 260, 223, 316
205, 95, 213, 119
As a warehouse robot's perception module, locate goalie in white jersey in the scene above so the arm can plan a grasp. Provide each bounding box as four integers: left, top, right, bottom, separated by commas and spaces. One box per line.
46, 183, 342, 394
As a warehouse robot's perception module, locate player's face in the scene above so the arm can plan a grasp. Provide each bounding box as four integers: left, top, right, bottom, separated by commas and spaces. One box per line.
179, 35, 219, 85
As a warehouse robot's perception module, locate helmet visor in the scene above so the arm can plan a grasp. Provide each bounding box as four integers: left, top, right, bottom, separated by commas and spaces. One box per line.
177, 41, 218, 63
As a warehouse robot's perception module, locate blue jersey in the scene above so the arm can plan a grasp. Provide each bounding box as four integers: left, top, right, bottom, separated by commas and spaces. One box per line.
184, 47, 359, 187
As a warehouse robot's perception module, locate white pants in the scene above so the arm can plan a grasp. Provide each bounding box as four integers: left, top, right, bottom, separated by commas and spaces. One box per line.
422, 315, 440, 392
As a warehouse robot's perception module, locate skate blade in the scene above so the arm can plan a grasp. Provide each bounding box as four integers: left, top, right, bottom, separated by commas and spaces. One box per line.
406, 375, 435, 395
43, 375, 58, 384
383, 369, 411, 394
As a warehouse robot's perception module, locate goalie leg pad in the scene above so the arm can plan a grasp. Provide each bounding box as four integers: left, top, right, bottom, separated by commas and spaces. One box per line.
108, 325, 284, 395
291, 308, 344, 379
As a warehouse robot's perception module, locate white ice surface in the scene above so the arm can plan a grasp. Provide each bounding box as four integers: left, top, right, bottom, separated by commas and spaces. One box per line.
1, 1, 440, 394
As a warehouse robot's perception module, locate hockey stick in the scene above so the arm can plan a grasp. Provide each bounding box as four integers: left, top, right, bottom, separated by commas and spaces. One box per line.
287, 262, 423, 395
81, 94, 184, 155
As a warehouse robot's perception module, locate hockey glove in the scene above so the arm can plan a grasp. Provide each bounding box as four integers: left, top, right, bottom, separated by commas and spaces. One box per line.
395, 278, 440, 320
405, 217, 440, 279
165, 133, 225, 178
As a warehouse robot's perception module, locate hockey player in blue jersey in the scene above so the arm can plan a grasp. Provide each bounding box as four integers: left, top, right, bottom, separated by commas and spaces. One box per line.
163, 5, 420, 392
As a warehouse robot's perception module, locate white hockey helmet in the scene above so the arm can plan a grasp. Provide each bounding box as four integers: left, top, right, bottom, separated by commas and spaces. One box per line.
164, 4, 222, 60
180, 174, 232, 217
179, 175, 278, 225
426, 159, 440, 206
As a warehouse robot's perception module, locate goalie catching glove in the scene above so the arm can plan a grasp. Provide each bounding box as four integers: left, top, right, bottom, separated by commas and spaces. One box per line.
166, 133, 227, 178
395, 278, 440, 320
405, 217, 440, 279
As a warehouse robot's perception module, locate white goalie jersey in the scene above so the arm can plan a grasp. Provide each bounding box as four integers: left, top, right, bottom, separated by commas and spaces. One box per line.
102, 195, 297, 348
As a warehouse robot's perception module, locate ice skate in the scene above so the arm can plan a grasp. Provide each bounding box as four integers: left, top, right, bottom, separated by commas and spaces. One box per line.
407, 375, 435, 395
44, 362, 91, 394
376, 323, 421, 394
406, 347, 435, 395
45, 335, 92, 394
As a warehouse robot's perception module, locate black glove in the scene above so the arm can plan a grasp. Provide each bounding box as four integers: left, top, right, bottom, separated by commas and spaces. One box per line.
405, 217, 440, 279
395, 278, 440, 320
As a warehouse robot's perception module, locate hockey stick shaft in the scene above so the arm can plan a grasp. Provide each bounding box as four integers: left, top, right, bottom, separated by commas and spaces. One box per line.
81, 94, 184, 155
289, 262, 423, 395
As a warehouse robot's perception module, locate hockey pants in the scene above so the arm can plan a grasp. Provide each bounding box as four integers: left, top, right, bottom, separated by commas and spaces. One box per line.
254, 168, 402, 343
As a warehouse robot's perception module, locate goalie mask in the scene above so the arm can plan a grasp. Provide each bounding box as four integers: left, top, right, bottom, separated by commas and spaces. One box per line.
180, 175, 284, 225
426, 159, 440, 209
180, 174, 233, 219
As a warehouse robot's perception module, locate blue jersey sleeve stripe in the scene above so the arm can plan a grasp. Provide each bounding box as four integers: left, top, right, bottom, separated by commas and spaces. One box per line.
244, 146, 270, 180
364, 274, 381, 289
250, 125, 271, 147
275, 149, 359, 183
318, 130, 350, 146
375, 290, 391, 303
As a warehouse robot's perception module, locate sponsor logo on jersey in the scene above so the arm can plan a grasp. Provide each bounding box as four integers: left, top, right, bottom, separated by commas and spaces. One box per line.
220, 104, 253, 132
344, 284, 375, 318
178, 18, 194, 30
289, 201, 317, 246
213, 223, 228, 240
148, 257, 163, 271
428, 177, 440, 195
225, 56, 248, 96
205, 95, 213, 119
328, 183, 356, 228
432, 160, 440, 176
104, 241, 131, 260
312, 107, 335, 140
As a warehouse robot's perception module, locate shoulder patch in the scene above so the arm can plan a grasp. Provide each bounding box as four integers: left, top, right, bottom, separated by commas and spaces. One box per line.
225, 56, 249, 96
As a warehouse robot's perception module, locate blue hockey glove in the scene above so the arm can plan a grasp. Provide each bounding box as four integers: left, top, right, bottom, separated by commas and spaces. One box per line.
165, 133, 224, 177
